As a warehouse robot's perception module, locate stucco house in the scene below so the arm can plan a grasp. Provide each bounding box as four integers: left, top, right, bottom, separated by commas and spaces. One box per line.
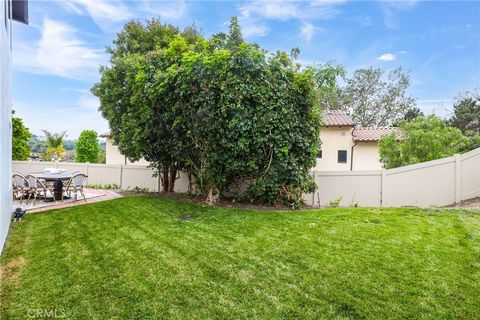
100, 133, 149, 166
101, 110, 396, 171
1, 0, 28, 252
314, 110, 397, 171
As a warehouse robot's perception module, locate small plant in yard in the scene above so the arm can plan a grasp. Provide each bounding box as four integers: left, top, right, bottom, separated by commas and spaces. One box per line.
350, 195, 359, 207
130, 186, 150, 193
328, 196, 343, 208
86, 183, 119, 190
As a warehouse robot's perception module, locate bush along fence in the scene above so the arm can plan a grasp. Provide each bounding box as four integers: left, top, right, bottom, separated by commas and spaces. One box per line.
304, 147, 480, 207
13, 147, 479, 208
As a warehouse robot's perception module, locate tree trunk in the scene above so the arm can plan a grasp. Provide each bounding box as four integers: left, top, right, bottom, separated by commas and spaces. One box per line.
162, 167, 169, 192
168, 166, 177, 193
187, 171, 194, 194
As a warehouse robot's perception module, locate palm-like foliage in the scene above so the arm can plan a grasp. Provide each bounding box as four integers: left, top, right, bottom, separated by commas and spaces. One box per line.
41, 130, 66, 148
41, 130, 67, 161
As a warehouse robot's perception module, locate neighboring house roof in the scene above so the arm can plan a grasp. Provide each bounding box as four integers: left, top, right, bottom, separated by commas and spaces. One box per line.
322, 110, 355, 127
99, 132, 110, 138
352, 127, 399, 142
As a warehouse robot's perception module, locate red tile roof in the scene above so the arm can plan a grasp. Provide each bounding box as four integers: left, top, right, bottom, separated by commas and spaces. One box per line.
353, 127, 399, 142
322, 110, 355, 127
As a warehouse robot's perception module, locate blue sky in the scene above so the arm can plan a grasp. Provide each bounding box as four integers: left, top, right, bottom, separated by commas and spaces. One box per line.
11, 0, 480, 138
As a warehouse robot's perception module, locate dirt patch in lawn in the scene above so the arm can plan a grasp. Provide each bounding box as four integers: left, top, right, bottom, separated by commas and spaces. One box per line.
117, 191, 314, 211
0, 257, 26, 284
446, 197, 480, 211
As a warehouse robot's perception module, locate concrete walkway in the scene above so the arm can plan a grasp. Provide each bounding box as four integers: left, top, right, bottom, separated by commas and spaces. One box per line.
13, 189, 122, 213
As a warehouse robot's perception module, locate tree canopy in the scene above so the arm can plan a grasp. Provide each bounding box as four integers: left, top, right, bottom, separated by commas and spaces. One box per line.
329, 67, 416, 127
12, 111, 31, 161
379, 115, 467, 169
76, 130, 100, 163
93, 17, 343, 205
447, 90, 480, 134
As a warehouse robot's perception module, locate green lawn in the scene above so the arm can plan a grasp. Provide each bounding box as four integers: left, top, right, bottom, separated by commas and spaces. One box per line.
1, 196, 479, 319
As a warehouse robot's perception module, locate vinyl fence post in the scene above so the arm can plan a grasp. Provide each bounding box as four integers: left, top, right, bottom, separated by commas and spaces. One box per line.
119, 165, 123, 190
455, 154, 461, 203
381, 169, 386, 207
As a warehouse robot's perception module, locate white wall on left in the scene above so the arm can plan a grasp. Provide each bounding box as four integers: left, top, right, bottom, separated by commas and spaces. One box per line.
0, 0, 12, 253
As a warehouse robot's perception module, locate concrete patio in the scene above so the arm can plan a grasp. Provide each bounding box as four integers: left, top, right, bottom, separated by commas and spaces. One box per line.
13, 188, 122, 213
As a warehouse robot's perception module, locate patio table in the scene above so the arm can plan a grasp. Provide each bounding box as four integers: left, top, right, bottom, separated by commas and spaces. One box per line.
31, 172, 73, 201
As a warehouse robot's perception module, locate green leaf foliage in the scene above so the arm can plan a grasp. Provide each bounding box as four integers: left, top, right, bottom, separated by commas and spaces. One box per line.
12, 112, 31, 161
447, 90, 480, 134
92, 17, 343, 205
76, 130, 100, 163
379, 115, 467, 169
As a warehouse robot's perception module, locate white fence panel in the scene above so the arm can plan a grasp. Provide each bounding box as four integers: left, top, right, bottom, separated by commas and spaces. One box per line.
174, 171, 191, 193
12, 161, 29, 174
309, 171, 382, 207
87, 164, 122, 186
382, 157, 456, 207
121, 166, 158, 191
461, 148, 480, 200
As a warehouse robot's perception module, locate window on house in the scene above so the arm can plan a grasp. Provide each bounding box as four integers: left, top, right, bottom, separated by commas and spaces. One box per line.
11, 0, 28, 25
317, 150, 322, 158
338, 150, 347, 163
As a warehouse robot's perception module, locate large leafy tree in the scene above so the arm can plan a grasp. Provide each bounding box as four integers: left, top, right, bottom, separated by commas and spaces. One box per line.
76, 130, 99, 163
447, 90, 480, 134
332, 67, 416, 127
93, 17, 342, 205
12, 111, 31, 160
92, 20, 197, 192
379, 115, 466, 169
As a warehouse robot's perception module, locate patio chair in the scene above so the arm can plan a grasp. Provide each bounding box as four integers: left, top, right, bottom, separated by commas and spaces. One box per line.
12, 172, 30, 203
63, 173, 88, 203
25, 174, 54, 205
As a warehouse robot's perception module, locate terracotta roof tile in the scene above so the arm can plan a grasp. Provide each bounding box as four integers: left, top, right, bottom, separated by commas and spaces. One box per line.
322, 110, 355, 127
352, 127, 400, 142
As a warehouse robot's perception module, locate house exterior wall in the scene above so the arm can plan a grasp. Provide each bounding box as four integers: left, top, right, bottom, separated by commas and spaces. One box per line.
352, 142, 383, 170
0, 0, 12, 253
105, 137, 149, 166
313, 127, 354, 171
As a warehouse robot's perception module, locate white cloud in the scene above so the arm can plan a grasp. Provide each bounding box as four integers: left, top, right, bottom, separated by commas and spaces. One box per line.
300, 22, 323, 41
13, 17, 105, 79
238, 0, 343, 38
377, 53, 396, 61
140, 1, 187, 20
61, 0, 188, 31
239, 0, 343, 22
381, 0, 418, 29
240, 1, 302, 21
62, 0, 133, 31
242, 23, 268, 37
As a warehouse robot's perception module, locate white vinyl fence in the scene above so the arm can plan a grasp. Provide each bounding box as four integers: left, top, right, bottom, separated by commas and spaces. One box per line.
12, 161, 191, 193
306, 147, 480, 207
13, 147, 480, 208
